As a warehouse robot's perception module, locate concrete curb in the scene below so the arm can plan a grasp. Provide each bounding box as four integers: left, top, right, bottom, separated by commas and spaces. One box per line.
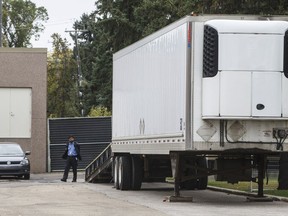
207, 186, 288, 202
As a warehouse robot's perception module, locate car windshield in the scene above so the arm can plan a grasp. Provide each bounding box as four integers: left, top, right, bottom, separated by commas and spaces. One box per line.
0, 144, 24, 156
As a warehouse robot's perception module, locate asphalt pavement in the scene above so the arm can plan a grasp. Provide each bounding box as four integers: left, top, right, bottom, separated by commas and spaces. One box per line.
0, 172, 287, 216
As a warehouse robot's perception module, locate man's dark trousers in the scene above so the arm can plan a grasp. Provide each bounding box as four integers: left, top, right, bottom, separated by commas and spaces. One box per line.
63, 156, 78, 181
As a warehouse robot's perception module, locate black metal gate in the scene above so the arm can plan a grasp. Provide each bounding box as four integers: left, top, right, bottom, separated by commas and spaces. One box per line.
48, 117, 111, 171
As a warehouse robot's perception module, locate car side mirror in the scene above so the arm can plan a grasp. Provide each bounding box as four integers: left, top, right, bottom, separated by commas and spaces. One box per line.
25, 151, 31, 156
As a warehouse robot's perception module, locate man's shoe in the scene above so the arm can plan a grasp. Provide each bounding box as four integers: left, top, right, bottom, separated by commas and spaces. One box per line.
72, 180, 77, 182
61, 179, 67, 182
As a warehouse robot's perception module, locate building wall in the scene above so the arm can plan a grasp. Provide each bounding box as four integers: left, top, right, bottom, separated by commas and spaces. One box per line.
0, 48, 47, 173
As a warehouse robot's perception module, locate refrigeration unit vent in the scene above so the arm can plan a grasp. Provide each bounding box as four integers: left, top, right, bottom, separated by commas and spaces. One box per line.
203, 25, 218, 78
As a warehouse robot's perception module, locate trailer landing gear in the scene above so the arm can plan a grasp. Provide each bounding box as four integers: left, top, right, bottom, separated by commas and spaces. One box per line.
247, 155, 273, 202
164, 152, 194, 202
163, 182, 193, 202
166, 152, 275, 202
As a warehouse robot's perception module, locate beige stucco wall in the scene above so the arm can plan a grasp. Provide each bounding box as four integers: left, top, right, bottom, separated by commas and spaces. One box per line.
0, 48, 47, 173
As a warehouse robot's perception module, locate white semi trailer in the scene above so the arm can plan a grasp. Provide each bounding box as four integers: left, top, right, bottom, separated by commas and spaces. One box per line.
111, 15, 288, 198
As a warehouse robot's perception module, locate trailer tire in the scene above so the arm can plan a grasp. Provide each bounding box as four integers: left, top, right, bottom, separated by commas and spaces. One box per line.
180, 158, 197, 190
180, 179, 198, 190
131, 156, 143, 190
118, 156, 132, 190
113, 156, 120, 189
197, 157, 208, 190
197, 176, 208, 190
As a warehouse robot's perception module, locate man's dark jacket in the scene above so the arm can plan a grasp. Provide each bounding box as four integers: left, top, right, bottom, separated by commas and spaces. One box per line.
62, 141, 82, 160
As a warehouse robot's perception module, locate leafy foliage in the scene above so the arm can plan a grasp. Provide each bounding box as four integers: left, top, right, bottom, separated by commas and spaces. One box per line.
2, 0, 48, 47
47, 33, 80, 118
88, 106, 112, 117
203, 0, 288, 15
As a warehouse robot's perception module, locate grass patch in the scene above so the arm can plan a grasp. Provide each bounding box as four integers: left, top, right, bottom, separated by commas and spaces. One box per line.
209, 180, 277, 191
264, 190, 288, 197
208, 179, 288, 198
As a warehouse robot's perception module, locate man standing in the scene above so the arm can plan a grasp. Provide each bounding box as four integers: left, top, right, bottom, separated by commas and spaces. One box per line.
61, 135, 82, 182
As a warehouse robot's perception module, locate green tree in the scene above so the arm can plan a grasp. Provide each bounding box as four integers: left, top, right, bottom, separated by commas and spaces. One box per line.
88, 106, 112, 117
47, 33, 80, 118
133, 0, 199, 37
74, 0, 144, 114
2, 0, 48, 47
201, 0, 288, 14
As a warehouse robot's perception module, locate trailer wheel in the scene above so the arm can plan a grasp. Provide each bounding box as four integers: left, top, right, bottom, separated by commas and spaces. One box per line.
113, 156, 120, 189
180, 158, 197, 190
197, 157, 208, 190
131, 156, 143, 190
118, 156, 132, 190
180, 179, 197, 190
198, 176, 208, 190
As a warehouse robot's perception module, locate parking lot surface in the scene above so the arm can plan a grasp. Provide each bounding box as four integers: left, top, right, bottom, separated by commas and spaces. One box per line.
0, 172, 287, 216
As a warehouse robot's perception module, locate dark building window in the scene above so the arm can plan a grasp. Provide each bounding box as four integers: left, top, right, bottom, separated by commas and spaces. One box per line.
203, 25, 219, 78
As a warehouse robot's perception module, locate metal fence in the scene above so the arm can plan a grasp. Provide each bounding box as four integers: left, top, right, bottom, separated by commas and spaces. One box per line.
48, 117, 111, 171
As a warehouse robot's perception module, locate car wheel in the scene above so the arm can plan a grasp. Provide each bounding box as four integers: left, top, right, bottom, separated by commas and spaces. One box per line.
24, 174, 30, 180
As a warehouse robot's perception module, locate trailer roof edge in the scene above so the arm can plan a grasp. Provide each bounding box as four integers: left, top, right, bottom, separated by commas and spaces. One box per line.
113, 14, 288, 61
